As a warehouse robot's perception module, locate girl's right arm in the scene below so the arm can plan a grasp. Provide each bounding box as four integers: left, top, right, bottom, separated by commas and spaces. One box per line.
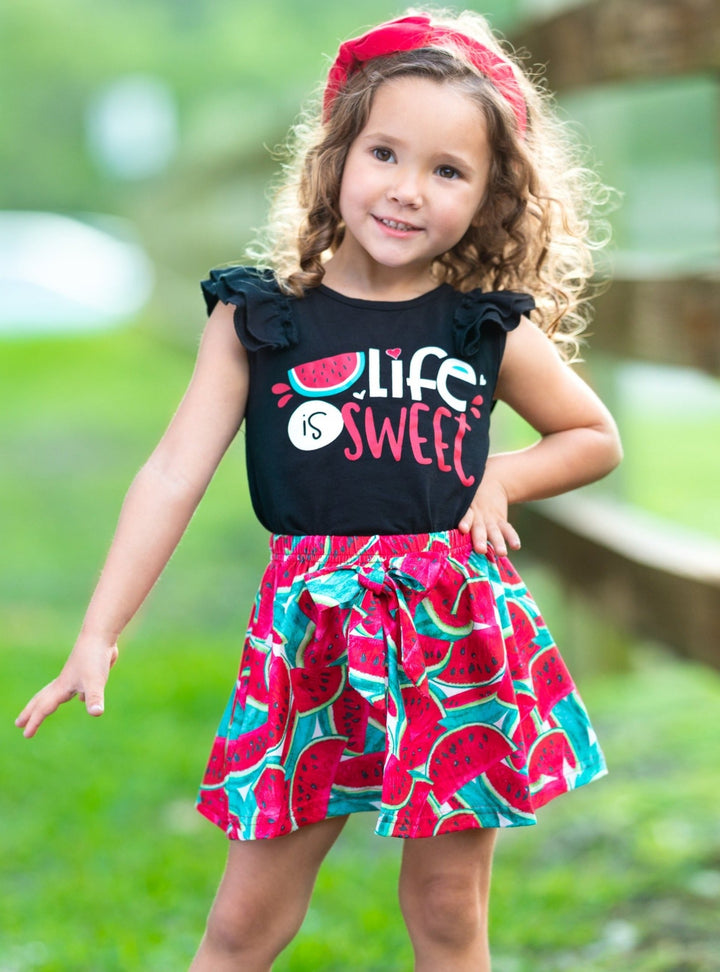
458, 317, 622, 554
15, 301, 247, 738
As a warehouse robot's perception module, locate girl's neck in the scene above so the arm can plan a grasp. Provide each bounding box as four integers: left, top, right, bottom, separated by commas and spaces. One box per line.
321, 252, 438, 303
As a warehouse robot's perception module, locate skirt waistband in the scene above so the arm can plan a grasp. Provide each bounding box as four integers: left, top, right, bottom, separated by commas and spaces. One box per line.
269, 529, 473, 565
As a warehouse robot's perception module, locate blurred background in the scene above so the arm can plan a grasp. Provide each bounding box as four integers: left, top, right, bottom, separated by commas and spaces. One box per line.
1, 0, 719, 969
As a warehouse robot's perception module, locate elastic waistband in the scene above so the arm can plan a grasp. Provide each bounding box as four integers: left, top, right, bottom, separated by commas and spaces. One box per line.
270, 529, 472, 565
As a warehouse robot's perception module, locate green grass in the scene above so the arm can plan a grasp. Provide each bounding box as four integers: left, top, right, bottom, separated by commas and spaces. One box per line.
3, 326, 720, 970
619, 415, 720, 539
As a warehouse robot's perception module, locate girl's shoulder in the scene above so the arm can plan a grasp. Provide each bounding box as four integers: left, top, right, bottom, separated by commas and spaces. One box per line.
452, 287, 535, 359
199, 267, 535, 357
200, 265, 297, 351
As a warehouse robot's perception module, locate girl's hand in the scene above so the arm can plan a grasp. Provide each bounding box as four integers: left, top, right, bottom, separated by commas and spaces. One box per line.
458, 476, 520, 557
15, 637, 118, 738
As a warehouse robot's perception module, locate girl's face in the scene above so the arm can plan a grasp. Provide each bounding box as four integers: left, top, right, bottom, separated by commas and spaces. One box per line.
335, 76, 491, 291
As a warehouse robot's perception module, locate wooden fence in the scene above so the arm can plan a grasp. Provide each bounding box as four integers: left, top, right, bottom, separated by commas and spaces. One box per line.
511, 0, 720, 667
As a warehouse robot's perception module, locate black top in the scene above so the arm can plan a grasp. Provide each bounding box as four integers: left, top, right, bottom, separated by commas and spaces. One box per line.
201, 266, 534, 536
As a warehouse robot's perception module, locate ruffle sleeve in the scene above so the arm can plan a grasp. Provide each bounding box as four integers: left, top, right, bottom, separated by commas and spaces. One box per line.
200, 265, 298, 352
453, 289, 535, 359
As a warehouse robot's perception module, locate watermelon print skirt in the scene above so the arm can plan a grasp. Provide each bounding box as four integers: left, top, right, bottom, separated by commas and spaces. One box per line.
196, 530, 607, 840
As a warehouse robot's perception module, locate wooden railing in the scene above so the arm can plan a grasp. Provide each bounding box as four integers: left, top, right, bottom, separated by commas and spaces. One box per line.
590, 277, 720, 374
513, 0, 720, 89
511, 0, 720, 667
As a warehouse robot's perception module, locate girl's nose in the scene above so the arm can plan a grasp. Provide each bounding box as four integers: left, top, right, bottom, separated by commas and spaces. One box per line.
387, 170, 423, 208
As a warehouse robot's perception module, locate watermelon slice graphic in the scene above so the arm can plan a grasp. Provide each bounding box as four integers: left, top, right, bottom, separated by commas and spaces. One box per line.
288, 352, 365, 397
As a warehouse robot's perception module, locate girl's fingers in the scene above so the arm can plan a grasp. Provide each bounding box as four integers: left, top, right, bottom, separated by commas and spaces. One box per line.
15, 684, 61, 726
16, 676, 106, 737
464, 518, 521, 558
470, 520, 488, 554
15, 685, 42, 725
489, 522, 522, 558
85, 650, 115, 714
458, 507, 474, 534
460, 508, 489, 551
16, 683, 70, 738
84, 690, 105, 717
19, 709, 44, 739
487, 524, 508, 557
504, 522, 521, 551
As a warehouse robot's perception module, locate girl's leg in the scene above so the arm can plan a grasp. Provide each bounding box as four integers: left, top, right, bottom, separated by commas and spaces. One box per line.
398, 827, 498, 972
190, 815, 348, 972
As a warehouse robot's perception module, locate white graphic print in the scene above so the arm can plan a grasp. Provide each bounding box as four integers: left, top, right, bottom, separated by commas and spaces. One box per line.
287, 401, 344, 451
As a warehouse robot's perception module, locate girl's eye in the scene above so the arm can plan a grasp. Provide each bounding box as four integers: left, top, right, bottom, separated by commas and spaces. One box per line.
437, 165, 460, 180
372, 147, 395, 163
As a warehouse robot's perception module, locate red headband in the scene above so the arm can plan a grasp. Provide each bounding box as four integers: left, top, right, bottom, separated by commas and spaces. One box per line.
323, 15, 527, 137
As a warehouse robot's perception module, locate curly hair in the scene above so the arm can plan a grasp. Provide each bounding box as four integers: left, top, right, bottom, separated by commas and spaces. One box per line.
250, 8, 613, 360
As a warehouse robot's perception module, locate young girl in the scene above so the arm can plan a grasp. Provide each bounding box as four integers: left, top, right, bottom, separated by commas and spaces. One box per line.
17, 9, 622, 971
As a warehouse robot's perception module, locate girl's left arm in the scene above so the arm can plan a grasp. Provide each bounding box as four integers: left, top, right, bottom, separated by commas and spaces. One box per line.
459, 317, 623, 554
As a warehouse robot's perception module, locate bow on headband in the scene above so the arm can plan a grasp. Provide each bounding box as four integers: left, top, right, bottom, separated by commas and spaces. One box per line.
323, 14, 527, 137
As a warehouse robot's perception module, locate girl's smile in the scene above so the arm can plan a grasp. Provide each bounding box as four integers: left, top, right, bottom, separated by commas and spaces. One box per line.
373, 215, 424, 235
327, 76, 491, 297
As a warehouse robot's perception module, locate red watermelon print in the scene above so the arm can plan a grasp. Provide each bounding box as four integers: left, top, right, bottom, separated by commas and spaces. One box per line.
197, 531, 607, 840
288, 352, 365, 397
